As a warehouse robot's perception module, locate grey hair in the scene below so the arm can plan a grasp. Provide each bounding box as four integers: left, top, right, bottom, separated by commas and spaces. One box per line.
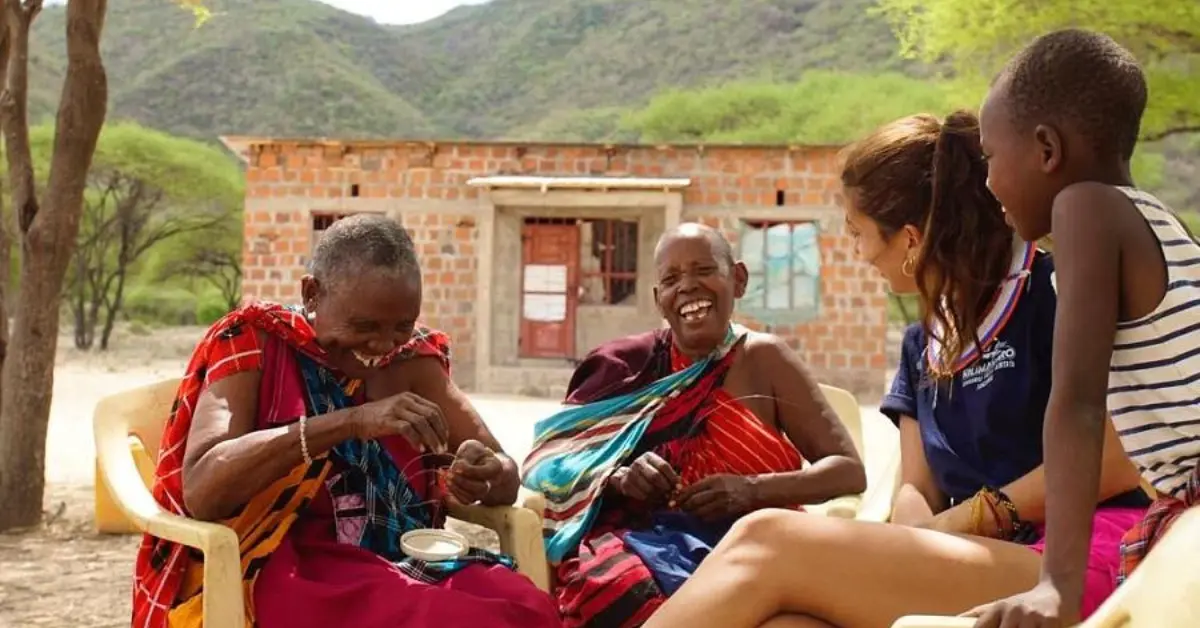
309, 214, 421, 288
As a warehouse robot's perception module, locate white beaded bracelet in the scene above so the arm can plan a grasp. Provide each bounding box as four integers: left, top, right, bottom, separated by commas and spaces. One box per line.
298, 415, 312, 465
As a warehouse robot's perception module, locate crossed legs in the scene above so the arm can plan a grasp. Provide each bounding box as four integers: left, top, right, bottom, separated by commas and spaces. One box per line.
642, 509, 1042, 628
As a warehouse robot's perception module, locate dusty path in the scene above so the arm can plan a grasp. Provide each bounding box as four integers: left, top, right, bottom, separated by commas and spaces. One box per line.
0, 325, 898, 627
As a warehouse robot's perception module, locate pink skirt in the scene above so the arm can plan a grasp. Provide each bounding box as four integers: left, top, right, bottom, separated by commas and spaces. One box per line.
1027, 507, 1146, 618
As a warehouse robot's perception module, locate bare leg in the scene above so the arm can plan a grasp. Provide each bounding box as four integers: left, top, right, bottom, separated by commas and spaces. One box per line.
643, 509, 1041, 628
759, 615, 835, 628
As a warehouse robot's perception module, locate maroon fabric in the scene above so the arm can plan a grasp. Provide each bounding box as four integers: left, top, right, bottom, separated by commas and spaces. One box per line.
564, 329, 672, 404
252, 328, 560, 628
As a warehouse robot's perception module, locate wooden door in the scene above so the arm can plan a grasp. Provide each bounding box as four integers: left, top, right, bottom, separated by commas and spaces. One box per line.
520, 223, 579, 359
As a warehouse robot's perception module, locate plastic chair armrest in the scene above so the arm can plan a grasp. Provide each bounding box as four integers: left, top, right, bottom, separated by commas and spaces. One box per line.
94, 415, 245, 628
807, 494, 863, 519
857, 446, 901, 523
449, 502, 552, 592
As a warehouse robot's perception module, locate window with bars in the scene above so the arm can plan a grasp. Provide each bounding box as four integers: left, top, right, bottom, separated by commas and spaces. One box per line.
581, 219, 638, 305
739, 220, 821, 319
311, 212, 357, 255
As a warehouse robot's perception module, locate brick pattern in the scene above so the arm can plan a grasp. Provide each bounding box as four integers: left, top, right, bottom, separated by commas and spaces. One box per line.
240, 141, 888, 398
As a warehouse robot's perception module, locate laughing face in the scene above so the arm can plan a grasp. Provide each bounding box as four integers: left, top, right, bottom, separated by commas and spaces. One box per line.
979, 86, 1058, 242
653, 229, 748, 358
300, 266, 422, 379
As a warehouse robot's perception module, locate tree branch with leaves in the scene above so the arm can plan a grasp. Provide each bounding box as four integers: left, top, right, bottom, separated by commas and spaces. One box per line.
874, 0, 1200, 141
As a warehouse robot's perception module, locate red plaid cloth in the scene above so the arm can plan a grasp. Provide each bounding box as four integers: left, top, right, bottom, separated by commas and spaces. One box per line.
1118, 464, 1200, 583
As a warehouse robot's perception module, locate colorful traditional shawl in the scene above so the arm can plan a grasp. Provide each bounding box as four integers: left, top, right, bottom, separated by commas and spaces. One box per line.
132, 303, 511, 628
1118, 463, 1199, 582
521, 325, 746, 563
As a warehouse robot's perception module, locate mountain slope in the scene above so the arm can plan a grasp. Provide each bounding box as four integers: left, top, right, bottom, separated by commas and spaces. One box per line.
394, 0, 918, 136
32, 0, 435, 137
28, 0, 909, 139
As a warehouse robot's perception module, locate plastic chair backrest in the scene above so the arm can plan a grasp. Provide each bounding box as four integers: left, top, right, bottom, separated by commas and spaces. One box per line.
95, 377, 182, 461
818, 383, 863, 458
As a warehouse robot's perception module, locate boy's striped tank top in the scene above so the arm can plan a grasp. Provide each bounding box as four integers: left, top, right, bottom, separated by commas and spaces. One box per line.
1107, 186, 1200, 498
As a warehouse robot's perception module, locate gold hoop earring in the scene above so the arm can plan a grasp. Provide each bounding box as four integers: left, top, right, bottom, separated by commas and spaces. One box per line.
901, 254, 916, 278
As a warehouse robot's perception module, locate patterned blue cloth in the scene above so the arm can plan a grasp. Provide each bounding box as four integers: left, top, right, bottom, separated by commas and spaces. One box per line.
295, 351, 516, 581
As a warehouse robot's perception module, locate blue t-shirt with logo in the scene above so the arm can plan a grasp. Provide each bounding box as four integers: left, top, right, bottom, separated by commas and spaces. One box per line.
881, 253, 1055, 503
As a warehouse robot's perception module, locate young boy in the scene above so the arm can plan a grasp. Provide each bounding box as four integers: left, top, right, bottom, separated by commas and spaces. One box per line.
970, 28, 1200, 627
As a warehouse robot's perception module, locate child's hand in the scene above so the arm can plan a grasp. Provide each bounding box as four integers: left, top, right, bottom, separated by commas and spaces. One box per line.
961, 581, 1074, 628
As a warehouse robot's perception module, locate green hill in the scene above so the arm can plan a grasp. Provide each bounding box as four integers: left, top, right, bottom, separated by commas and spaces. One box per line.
22, 0, 1197, 210
28, 0, 911, 139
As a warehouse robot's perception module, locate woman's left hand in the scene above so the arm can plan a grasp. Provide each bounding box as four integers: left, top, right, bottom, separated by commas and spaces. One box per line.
676, 474, 759, 521
447, 440, 504, 504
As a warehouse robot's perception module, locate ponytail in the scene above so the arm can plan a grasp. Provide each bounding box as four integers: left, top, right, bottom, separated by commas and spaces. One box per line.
916, 110, 1013, 379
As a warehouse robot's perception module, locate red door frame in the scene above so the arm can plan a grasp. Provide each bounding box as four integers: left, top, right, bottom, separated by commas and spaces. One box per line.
519, 223, 579, 359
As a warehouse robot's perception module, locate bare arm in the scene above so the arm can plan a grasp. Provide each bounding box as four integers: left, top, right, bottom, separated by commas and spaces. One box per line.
749, 335, 868, 507
927, 417, 1142, 535
891, 416, 946, 525
400, 357, 520, 507
991, 417, 1142, 525
182, 369, 361, 521
1038, 183, 1125, 610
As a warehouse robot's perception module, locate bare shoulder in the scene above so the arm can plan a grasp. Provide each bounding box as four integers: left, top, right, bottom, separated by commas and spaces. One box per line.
742, 331, 803, 368
366, 355, 447, 400
1051, 182, 1133, 241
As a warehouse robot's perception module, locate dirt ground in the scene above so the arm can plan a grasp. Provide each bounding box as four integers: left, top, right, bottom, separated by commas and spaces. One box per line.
0, 326, 200, 628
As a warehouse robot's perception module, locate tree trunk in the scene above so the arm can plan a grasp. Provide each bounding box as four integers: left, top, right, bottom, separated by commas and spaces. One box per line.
71, 263, 90, 349
99, 266, 127, 350
0, 0, 107, 531
0, 6, 12, 420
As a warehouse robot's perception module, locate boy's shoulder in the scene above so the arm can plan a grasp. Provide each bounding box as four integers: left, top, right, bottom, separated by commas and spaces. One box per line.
1050, 182, 1136, 250
1053, 181, 1134, 221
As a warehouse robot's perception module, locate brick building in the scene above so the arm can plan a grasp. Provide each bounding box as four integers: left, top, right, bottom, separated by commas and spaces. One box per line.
223, 138, 889, 400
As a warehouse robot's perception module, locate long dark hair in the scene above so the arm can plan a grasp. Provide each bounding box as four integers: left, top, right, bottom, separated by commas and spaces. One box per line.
840, 111, 1014, 379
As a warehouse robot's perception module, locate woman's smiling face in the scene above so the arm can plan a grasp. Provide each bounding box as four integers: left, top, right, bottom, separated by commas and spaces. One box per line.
302, 266, 422, 378
843, 188, 922, 295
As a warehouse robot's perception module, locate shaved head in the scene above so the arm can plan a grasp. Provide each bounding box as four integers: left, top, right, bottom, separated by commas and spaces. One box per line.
654, 223, 735, 268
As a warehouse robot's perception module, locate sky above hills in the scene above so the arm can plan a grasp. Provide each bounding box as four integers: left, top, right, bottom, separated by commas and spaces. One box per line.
320, 0, 489, 24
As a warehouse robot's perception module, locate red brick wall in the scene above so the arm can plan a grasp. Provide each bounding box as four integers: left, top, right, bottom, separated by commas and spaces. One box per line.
240, 140, 888, 398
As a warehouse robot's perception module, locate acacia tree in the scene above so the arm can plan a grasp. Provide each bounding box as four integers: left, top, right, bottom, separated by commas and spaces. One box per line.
0, 0, 209, 531
57, 123, 242, 350
161, 229, 243, 313
874, 0, 1200, 140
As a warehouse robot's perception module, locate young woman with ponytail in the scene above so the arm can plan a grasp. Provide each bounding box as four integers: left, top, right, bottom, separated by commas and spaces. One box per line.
640, 112, 1151, 628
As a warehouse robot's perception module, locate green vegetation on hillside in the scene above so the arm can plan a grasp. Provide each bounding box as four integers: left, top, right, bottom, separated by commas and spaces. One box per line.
30, 0, 911, 139
625, 72, 964, 144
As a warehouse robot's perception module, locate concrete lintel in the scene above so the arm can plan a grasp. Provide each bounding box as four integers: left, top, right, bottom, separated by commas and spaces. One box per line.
467, 175, 691, 193
682, 205, 843, 230
484, 188, 682, 208
245, 197, 479, 215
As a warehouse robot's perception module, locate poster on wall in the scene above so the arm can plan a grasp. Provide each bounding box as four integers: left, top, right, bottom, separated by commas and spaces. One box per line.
523, 293, 567, 322
523, 264, 568, 293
